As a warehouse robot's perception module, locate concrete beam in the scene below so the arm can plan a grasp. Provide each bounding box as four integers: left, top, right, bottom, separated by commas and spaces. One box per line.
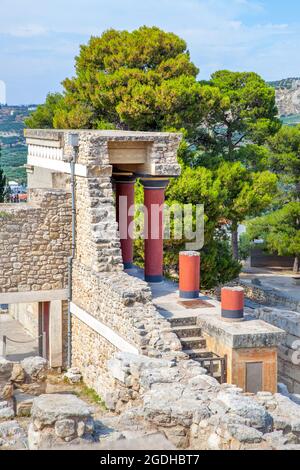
27, 155, 87, 176
0, 289, 68, 305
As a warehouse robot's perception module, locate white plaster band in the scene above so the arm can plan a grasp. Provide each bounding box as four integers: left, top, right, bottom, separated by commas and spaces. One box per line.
28, 155, 87, 177
70, 302, 139, 355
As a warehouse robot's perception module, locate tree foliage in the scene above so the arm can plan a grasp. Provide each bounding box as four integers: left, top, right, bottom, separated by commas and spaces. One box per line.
266, 125, 300, 198
247, 202, 300, 272
25, 93, 64, 129
24, 25, 290, 284
193, 70, 280, 160
26, 27, 201, 132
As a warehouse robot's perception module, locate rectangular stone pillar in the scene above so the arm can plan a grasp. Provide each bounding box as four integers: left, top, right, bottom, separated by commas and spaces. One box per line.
49, 300, 63, 368
197, 312, 285, 393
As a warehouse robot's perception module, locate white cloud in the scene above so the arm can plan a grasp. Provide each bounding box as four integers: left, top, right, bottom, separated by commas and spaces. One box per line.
7, 24, 47, 38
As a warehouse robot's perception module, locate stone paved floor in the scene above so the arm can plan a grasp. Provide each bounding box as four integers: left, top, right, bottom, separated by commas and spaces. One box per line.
126, 266, 221, 320
0, 314, 38, 361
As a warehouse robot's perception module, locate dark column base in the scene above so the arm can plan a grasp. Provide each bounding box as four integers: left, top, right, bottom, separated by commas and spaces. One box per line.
145, 274, 164, 283
221, 309, 244, 319
179, 290, 199, 299
123, 262, 134, 269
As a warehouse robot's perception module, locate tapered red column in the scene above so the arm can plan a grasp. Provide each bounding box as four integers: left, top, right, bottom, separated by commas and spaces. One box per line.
141, 178, 169, 283
115, 175, 136, 269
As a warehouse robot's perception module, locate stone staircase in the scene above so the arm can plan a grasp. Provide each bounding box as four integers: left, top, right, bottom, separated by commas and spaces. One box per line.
169, 316, 226, 382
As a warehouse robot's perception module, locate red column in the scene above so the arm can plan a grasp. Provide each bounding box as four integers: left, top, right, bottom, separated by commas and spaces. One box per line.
115, 175, 136, 269
221, 287, 244, 321
179, 251, 200, 298
141, 178, 169, 283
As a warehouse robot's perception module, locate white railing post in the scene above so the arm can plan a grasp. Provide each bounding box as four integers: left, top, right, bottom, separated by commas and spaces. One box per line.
0, 335, 7, 358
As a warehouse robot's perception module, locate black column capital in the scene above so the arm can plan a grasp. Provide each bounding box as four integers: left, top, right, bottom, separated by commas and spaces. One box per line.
140, 178, 169, 190
113, 173, 136, 184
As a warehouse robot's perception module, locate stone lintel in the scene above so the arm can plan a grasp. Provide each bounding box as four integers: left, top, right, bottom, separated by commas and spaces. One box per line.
25, 128, 182, 141
0, 289, 68, 305
25, 129, 64, 143
197, 312, 286, 349
25, 129, 182, 178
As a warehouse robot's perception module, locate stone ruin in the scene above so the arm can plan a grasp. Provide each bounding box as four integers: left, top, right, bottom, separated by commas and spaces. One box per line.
0, 129, 300, 450
2, 351, 300, 450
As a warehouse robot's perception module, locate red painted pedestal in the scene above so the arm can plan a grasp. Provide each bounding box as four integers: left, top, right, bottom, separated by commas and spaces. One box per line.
221, 287, 244, 320
115, 176, 136, 269
179, 251, 200, 298
141, 179, 169, 283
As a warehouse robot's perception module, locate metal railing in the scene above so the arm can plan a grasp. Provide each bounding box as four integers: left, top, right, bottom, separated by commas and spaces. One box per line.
197, 355, 227, 384
0, 332, 47, 359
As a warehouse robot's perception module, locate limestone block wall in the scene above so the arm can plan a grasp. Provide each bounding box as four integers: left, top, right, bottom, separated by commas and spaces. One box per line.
105, 351, 300, 450
66, 130, 182, 395
75, 174, 123, 273
254, 307, 300, 394
20, 129, 182, 385
240, 281, 300, 313
71, 264, 183, 397
0, 189, 72, 294
71, 318, 119, 398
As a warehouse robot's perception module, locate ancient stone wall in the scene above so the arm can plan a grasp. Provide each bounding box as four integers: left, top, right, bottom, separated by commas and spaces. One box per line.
240, 281, 300, 313
75, 174, 123, 273
106, 351, 300, 450
66, 130, 182, 395
0, 189, 72, 294
71, 265, 183, 397
254, 307, 300, 394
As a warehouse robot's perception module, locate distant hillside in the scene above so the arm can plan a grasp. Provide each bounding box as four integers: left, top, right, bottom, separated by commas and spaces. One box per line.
269, 77, 300, 90
0, 105, 37, 182
269, 77, 300, 120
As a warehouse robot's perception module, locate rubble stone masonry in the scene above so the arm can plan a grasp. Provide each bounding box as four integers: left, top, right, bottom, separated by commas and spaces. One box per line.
0, 189, 72, 293
254, 307, 300, 394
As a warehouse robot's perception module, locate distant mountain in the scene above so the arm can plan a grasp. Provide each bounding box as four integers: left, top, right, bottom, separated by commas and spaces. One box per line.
269, 77, 300, 119
269, 77, 300, 90
0, 105, 37, 182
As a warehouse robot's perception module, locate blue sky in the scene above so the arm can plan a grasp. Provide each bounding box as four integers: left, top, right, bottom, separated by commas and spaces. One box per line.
0, 0, 299, 104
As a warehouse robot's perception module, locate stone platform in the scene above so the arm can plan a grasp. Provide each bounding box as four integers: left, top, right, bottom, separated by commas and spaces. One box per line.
126, 266, 220, 320
127, 266, 285, 393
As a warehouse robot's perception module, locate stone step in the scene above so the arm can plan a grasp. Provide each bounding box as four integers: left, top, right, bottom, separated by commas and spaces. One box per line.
172, 325, 202, 338
180, 337, 207, 350
182, 348, 213, 359
169, 317, 197, 328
